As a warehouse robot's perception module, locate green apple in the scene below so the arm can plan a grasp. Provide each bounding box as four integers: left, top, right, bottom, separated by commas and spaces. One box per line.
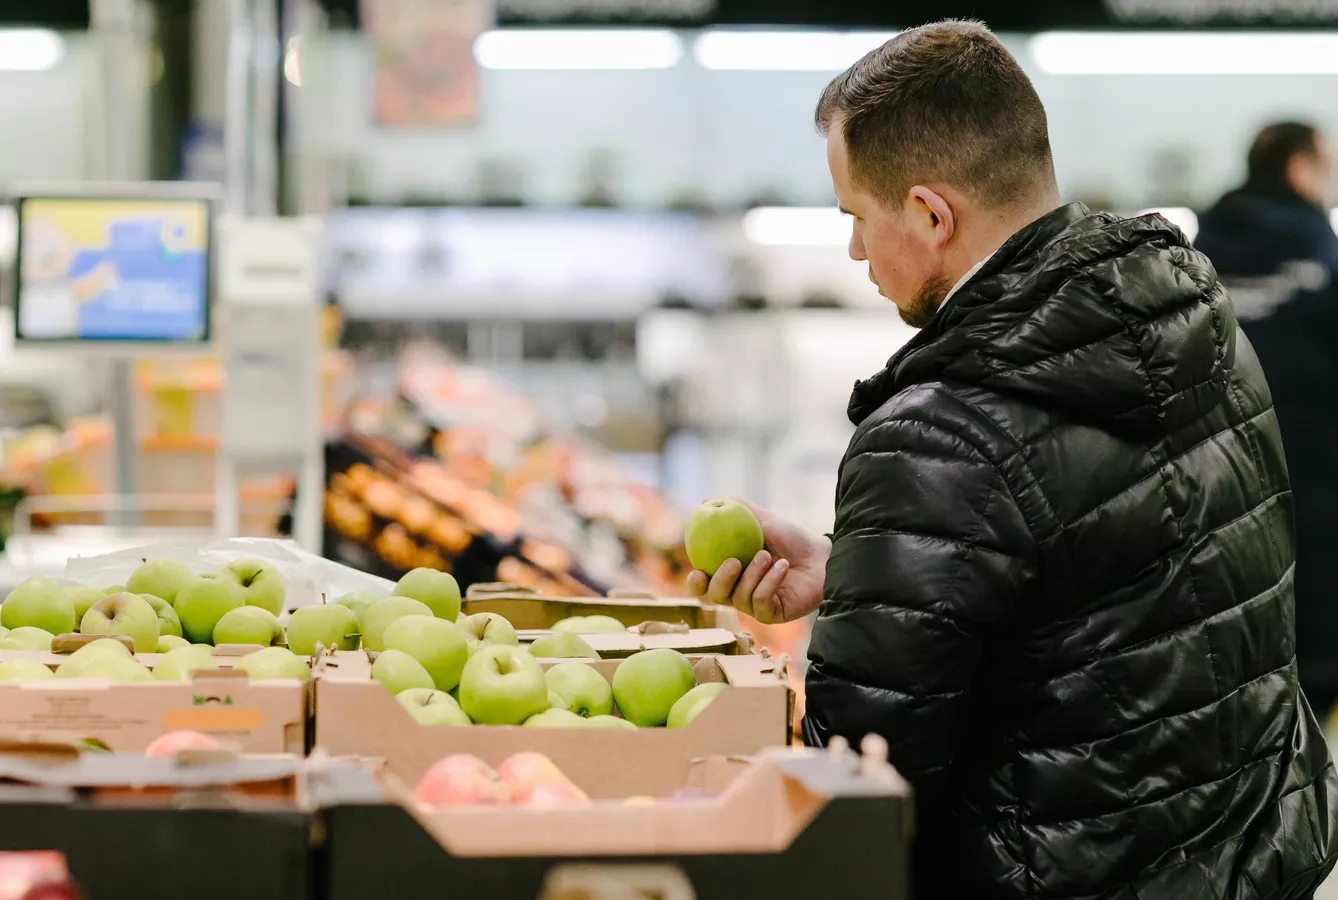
223, 558, 286, 616
72, 656, 154, 683
156, 635, 191, 653
371, 649, 434, 695
103, 585, 126, 595
683, 498, 765, 577
611, 648, 697, 727
174, 575, 246, 643
585, 715, 637, 730
140, 594, 182, 639
393, 568, 461, 621
458, 644, 550, 725
552, 615, 625, 635
454, 612, 518, 655
66, 585, 105, 624
383, 615, 469, 692
0, 626, 6, 640
335, 590, 380, 627
67, 638, 133, 663
361, 596, 434, 652
0, 627, 54, 651
213, 606, 282, 646
0, 659, 55, 681
528, 633, 600, 660
1, 577, 74, 636
80, 593, 160, 653
523, 708, 589, 728
126, 559, 193, 604
396, 688, 472, 726
233, 647, 310, 682
287, 603, 360, 655
544, 661, 614, 717
667, 682, 728, 728
152, 645, 219, 682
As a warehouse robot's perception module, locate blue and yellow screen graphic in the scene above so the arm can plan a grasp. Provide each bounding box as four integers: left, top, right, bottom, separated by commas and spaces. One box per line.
17, 198, 210, 342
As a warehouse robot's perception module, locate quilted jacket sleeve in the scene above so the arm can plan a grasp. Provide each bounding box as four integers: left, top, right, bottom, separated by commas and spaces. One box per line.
803, 408, 1036, 809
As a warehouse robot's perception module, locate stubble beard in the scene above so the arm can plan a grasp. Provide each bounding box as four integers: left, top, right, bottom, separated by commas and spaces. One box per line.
897, 272, 953, 329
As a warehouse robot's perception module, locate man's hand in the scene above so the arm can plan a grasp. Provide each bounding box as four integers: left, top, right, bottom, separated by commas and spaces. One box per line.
686, 497, 829, 624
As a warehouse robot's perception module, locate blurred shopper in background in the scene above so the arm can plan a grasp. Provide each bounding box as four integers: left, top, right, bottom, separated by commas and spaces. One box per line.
1197, 122, 1338, 719
691, 22, 1338, 900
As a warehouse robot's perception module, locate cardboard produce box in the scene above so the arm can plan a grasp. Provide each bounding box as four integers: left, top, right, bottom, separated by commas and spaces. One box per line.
314, 651, 792, 796
0, 650, 309, 754
312, 746, 912, 900
0, 743, 313, 900
462, 584, 754, 657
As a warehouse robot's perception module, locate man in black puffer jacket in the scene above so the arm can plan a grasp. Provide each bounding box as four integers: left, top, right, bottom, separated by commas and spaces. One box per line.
689, 21, 1338, 900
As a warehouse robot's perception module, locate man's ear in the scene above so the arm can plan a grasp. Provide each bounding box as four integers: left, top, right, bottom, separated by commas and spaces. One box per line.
907, 185, 956, 249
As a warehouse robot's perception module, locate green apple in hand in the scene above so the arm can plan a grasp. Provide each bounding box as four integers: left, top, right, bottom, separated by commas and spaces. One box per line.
528, 632, 600, 660
454, 613, 518, 655
361, 597, 433, 652
0, 627, 54, 651
223, 558, 286, 615
335, 590, 380, 627
66, 585, 105, 624
523, 708, 589, 728
666, 682, 728, 728
213, 606, 282, 646
287, 603, 360, 655
611, 648, 697, 727
80, 593, 161, 653
234, 647, 310, 682
153, 645, 219, 682
545, 661, 614, 718
372, 649, 434, 695
458, 645, 550, 725
0, 659, 55, 681
126, 559, 193, 605
2, 577, 75, 636
175, 575, 245, 643
141, 594, 182, 638
396, 688, 472, 726
383, 615, 469, 692
684, 498, 765, 577
156, 635, 192, 652
585, 715, 637, 730
393, 568, 461, 621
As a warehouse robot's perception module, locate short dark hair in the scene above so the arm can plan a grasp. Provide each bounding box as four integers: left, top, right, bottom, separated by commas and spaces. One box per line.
816, 21, 1055, 209
1246, 122, 1321, 194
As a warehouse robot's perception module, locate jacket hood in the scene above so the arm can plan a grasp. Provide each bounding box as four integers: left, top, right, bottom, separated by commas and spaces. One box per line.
849, 202, 1236, 438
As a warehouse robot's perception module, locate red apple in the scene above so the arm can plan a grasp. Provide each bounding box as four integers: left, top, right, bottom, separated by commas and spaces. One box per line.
519, 779, 591, 808
497, 751, 580, 803
414, 754, 511, 808
143, 730, 221, 758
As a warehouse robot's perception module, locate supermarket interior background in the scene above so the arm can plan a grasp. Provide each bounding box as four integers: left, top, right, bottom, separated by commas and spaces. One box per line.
0, 0, 1335, 896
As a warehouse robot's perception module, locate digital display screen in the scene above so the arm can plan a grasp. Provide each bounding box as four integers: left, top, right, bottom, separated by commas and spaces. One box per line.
14, 196, 212, 344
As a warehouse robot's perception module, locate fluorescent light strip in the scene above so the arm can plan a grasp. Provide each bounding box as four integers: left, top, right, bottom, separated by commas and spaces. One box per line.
694, 30, 900, 71
474, 28, 683, 70
0, 29, 63, 72
1138, 207, 1199, 242
743, 207, 849, 246
1331, 208, 1338, 236
1031, 31, 1338, 75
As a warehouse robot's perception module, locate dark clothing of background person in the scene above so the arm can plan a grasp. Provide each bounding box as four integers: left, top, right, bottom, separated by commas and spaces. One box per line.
804, 203, 1338, 900
1197, 185, 1338, 715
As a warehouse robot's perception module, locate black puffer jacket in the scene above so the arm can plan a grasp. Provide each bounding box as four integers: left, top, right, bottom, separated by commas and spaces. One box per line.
803, 203, 1338, 900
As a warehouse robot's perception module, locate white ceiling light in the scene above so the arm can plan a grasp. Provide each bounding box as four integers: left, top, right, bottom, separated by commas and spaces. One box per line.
0, 29, 64, 72
474, 28, 683, 70
743, 207, 850, 246
694, 30, 900, 71
1138, 207, 1199, 242
1330, 208, 1338, 236
283, 36, 302, 87
1031, 31, 1338, 75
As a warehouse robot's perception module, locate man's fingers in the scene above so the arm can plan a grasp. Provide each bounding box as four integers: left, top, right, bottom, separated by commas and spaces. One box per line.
751, 558, 791, 623
705, 558, 743, 606
686, 570, 709, 597
730, 551, 773, 619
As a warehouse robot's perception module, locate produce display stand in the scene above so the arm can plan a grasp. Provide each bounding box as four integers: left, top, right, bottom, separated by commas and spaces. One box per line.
310, 744, 913, 900
313, 651, 794, 795
0, 747, 313, 900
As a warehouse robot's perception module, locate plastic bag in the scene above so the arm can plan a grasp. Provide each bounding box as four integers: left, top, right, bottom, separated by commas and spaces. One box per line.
62, 537, 396, 615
